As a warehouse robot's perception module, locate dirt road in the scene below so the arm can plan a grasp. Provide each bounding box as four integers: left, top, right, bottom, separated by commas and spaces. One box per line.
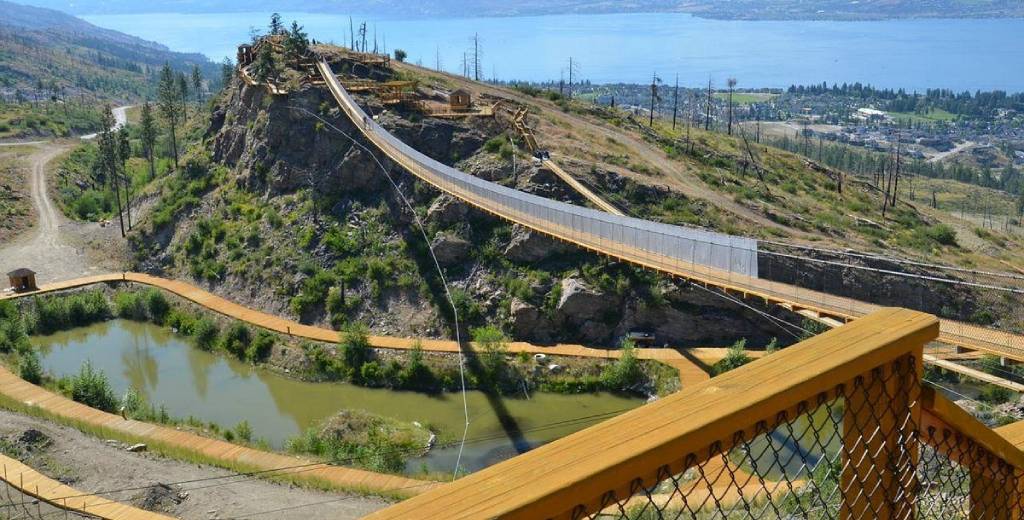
81, 105, 130, 140
0, 142, 101, 283
0, 410, 388, 519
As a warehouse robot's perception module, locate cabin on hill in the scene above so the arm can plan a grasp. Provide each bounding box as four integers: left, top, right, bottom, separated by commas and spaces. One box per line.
449, 88, 472, 111
7, 268, 37, 292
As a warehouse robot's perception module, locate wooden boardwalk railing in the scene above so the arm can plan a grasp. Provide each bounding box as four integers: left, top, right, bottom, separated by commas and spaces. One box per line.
0, 364, 436, 498
1, 453, 176, 520
367, 309, 1024, 519
0, 273, 701, 370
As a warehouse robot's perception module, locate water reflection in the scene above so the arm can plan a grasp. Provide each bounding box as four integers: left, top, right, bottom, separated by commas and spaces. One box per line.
32, 320, 642, 473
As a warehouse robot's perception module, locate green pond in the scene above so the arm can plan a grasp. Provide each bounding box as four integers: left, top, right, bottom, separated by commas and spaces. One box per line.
32, 320, 643, 473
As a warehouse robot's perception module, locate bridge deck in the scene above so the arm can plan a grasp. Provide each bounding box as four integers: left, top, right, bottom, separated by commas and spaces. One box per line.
314, 60, 1024, 364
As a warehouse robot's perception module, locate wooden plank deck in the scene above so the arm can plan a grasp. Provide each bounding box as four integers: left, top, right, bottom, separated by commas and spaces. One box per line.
0, 453, 176, 520
0, 365, 437, 498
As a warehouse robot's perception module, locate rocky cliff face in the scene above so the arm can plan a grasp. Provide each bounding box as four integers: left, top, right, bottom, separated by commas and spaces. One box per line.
144, 75, 795, 349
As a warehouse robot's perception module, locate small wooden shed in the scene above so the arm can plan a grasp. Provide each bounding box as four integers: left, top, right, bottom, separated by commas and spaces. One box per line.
449, 88, 472, 111
7, 268, 37, 292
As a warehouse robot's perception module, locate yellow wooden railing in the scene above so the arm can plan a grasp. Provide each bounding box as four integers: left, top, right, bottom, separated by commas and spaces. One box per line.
366, 308, 1024, 519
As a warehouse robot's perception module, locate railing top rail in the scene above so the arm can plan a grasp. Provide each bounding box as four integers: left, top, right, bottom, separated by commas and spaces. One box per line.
923, 385, 1024, 470
365, 308, 939, 520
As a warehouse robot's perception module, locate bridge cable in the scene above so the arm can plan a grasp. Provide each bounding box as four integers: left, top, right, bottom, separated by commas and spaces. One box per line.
286, 104, 471, 480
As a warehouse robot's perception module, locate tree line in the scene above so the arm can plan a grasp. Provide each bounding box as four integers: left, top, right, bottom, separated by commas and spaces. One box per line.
787, 82, 1024, 118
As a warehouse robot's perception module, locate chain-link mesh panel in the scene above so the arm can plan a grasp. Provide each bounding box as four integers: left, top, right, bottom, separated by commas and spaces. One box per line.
559, 355, 1023, 520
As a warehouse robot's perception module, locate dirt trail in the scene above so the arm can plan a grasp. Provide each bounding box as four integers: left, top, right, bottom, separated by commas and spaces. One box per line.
0, 142, 101, 283
0, 410, 388, 519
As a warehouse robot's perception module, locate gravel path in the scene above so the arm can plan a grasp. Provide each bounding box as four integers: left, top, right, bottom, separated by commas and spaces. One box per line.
0, 411, 389, 520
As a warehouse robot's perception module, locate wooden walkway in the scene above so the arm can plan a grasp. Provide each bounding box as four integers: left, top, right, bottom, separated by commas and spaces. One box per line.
0, 365, 436, 498
0, 273, 702, 368
0, 453, 175, 520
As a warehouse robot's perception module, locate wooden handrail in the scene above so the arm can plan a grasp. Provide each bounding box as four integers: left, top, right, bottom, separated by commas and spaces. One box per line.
923, 385, 1024, 470
365, 308, 939, 520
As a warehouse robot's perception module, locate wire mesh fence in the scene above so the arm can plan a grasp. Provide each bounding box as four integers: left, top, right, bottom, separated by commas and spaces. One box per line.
0, 480, 96, 520
566, 354, 1022, 520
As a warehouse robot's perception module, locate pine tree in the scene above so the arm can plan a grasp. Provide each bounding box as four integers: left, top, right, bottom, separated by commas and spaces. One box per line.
269, 13, 283, 35
140, 102, 157, 180
98, 106, 125, 237
191, 65, 203, 104
253, 43, 276, 82
157, 64, 182, 168
220, 57, 234, 87
117, 127, 132, 230
177, 72, 189, 121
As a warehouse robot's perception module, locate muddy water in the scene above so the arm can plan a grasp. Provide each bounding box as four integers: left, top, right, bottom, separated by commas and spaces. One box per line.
32, 320, 642, 473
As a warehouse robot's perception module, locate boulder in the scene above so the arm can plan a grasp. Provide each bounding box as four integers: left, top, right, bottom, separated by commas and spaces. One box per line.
431, 232, 471, 266
504, 225, 573, 263
556, 277, 619, 324
426, 194, 469, 227
509, 298, 553, 341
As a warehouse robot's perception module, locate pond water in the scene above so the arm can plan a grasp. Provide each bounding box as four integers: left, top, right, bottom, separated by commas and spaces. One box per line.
31, 319, 642, 473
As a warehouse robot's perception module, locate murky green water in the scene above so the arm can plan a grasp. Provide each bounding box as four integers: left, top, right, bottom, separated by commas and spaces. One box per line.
32, 320, 642, 473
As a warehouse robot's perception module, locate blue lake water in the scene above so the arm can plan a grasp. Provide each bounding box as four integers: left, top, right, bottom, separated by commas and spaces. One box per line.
84, 12, 1024, 92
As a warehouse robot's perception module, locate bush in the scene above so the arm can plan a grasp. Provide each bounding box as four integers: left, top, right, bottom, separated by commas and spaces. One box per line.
398, 343, 435, 390
28, 290, 110, 335
114, 292, 148, 321
193, 317, 220, 351
0, 314, 30, 353
64, 361, 118, 412
601, 340, 644, 390
144, 289, 171, 324
978, 385, 1012, 404
924, 224, 958, 247
220, 322, 252, 358
713, 339, 752, 375
234, 420, 253, 443
341, 322, 371, 381
246, 330, 276, 362
473, 326, 508, 384
18, 350, 43, 384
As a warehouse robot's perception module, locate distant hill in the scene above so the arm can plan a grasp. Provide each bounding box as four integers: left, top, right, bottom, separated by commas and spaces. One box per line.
12, 0, 1024, 20
0, 0, 220, 102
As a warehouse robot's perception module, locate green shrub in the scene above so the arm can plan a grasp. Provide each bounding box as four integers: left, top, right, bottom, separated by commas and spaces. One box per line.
713, 339, 752, 375
193, 317, 220, 351
220, 322, 252, 358
978, 385, 1012, 404
341, 322, 371, 381
601, 340, 644, 390
18, 350, 43, 384
398, 343, 435, 390
234, 420, 253, 443
246, 330, 276, 362
114, 291, 148, 321
144, 289, 171, 324
924, 224, 958, 247
360, 361, 385, 386
473, 326, 508, 384
63, 360, 117, 412
0, 314, 30, 353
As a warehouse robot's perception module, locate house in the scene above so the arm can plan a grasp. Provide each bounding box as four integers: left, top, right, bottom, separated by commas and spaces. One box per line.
449, 88, 472, 111
7, 268, 37, 292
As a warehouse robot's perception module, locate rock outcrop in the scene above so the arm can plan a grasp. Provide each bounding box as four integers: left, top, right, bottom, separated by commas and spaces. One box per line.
504, 225, 573, 263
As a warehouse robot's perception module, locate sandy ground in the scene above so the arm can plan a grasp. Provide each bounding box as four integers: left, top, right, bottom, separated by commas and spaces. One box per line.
0, 410, 389, 519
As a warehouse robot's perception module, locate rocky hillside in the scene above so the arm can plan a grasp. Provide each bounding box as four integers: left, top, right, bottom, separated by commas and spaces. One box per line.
132, 66, 791, 349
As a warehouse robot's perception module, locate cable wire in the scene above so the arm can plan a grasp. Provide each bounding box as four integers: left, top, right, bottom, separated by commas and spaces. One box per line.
287, 102, 471, 480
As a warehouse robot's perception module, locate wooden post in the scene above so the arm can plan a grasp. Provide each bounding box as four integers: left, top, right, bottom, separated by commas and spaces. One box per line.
841, 353, 921, 520
969, 459, 1018, 520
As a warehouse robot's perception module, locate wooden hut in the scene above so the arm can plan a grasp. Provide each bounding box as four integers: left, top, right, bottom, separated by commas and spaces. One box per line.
7, 268, 37, 292
449, 88, 472, 111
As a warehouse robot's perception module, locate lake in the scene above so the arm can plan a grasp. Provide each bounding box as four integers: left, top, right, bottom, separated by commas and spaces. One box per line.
32, 319, 642, 473
84, 12, 1024, 92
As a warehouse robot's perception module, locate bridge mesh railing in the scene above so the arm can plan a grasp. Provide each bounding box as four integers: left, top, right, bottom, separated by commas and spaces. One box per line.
315, 58, 1024, 360
572, 354, 1022, 520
